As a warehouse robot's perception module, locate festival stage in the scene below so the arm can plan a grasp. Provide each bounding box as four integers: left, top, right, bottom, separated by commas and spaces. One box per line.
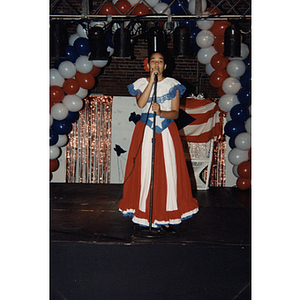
50, 183, 250, 300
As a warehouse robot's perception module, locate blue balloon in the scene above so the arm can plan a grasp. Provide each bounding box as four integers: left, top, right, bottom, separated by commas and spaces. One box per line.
237, 87, 251, 105
230, 104, 250, 122
240, 70, 251, 87
224, 120, 246, 138
52, 119, 72, 135
243, 58, 250, 70
106, 33, 114, 49
170, 0, 188, 15
180, 20, 196, 30
64, 111, 79, 123
65, 45, 79, 63
229, 137, 236, 149
50, 129, 58, 146
74, 37, 90, 56
190, 26, 200, 55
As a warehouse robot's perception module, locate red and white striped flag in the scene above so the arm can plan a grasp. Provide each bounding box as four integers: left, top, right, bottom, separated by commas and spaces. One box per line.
179, 96, 223, 143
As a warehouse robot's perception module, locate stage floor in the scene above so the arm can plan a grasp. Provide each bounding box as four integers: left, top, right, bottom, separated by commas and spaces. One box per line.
50, 183, 250, 246
50, 183, 251, 300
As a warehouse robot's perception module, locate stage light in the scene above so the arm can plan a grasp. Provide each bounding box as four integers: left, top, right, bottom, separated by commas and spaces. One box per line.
50, 21, 69, 58
88, 26, 109, 61
147, 25, 166, 57
113, 22, 132, 58
224, 21, 241, 58
173, 26, 193, 57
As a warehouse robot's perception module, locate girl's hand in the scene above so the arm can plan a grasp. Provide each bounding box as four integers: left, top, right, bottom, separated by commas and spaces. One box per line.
149, 67, 159, 84
152, 102, 161, 116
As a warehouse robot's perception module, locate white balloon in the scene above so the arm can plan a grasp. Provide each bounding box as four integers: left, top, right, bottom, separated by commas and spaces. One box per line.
228, 148, 249, 166
51, 103, 69, 120
55, 134, 68, 147
227, 60, 246, 78
229, 43, 250, 61
245, 117, 251, 133
232, 165, 239, 178
197, 46, 217, 64
107, 46, 114, 57
76, 87, 88, 99
196, 30, 214, 48
63, 95, 83, 112
50, 114, 53, 127
77, 24, 88, 38
235, 132, 251, 151
218, 94, 240, 112
89, 21, 106, 28
50, 68, 64, 87
69, 33, 80, 46
205, 63, 215, 76
153, 2, 171, 14
128, 0, 137, 5
222, 77, 241, 95
93, 60, 108, 68
226, 112, 232, 122
75, 56, 94, 74
50, 145, 61, 160
58, 61, 77, 79
196, 13, 214, 30
147, 0, 159, 7
188, 0, 207, 14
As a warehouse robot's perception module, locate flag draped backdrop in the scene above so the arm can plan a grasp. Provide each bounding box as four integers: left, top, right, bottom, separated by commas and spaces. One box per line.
179, 97, 226, 187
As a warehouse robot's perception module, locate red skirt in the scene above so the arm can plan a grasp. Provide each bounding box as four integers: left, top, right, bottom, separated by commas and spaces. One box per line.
118, 120, 199, 228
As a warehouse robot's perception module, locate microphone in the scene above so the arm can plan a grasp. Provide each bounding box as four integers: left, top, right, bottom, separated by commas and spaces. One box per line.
154, 73, 158, 83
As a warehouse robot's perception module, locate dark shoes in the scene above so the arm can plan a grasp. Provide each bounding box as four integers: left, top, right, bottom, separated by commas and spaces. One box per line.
161, 225, 176, 234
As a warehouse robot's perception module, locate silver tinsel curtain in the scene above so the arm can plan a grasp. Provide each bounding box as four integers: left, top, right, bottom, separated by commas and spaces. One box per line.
66, 95, 113, 183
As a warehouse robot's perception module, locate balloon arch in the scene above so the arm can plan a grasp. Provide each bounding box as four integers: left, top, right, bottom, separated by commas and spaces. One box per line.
195, 7, 251, 190
50, 1, 251, 190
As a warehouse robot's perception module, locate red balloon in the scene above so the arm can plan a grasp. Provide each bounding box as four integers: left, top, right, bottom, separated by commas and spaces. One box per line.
205, 7, 222, 15
214, 36, 225, 53
236, 177, 251, 190
98, 2, 120, 15
90, 65, 101, 77
50, 159, 59, 173
115, 0, 131, 14
211, 53, 228, 70
209, 69, 229, 88
211, 21, 231, 37
50, 85, 64, 104
63, 78, 80, 95
130, 3, 151, 15
237, 161, 251, 179
75, 72, 95, 90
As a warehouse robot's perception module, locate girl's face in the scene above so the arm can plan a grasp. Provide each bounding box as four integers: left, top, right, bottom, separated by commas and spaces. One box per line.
147, 52, 166, 75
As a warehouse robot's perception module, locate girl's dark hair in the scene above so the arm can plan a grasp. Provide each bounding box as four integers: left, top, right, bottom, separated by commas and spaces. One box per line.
148, 51, 165, 62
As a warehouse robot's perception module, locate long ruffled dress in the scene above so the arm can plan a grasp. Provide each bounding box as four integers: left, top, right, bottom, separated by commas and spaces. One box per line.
118, 77, 199, 228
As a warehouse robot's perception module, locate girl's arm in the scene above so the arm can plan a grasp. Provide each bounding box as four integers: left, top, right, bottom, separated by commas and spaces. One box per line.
152, 89, 180, 120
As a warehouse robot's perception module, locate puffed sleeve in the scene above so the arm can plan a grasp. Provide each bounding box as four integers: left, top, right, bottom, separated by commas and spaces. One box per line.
165, 78, 186, 99
127, 78, 148, 97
